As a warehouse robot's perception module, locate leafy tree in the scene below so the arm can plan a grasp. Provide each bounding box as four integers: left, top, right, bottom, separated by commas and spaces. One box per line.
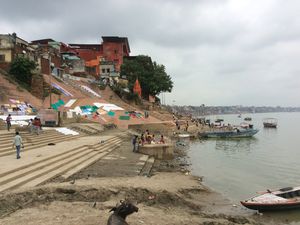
120, 55, 173, 98
9, 56, 37, 89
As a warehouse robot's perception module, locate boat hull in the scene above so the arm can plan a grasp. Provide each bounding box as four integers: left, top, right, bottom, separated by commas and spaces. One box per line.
200, 129, 259, 138
263, 123, 277, 128
241, 186, 300, 211
241, 201, 300, 211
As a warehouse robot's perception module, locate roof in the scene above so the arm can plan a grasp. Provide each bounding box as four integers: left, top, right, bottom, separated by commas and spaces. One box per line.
102, 36, 130, 53
62, 55, 81, 60
68, 44, 102, 51
31, 39, 55, 45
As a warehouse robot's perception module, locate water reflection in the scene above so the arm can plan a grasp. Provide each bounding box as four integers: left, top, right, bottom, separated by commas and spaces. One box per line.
214, 138, 258, 153
189, 112, 300, 224
262, 126, 278, 132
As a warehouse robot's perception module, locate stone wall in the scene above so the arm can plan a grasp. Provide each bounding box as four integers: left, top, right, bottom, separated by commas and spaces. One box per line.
31, 75, 44, 99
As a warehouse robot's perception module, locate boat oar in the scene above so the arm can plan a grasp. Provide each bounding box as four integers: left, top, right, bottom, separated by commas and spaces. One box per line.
256, 189, 273, 194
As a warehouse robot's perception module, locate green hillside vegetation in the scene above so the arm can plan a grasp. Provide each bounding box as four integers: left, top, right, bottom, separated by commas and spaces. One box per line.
9, 56, 37, 91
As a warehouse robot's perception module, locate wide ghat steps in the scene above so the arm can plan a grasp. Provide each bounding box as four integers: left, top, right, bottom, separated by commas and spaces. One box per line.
0, 137, 120, 182
0, 135, 124, 192
0, 130, 64, 144
0, 130, 81, 157
0, 131, 72, 146
69, 124, 102, 135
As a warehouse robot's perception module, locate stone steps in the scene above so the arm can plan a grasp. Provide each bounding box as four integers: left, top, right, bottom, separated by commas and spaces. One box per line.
0, 132, 70, 146
139, 156, 155, 176
0, 135, 80, 157
69, 125, 99, 135
0, 136, 123, 192
84, 124, 104, 133
23, 140, 122, 189
55, 139, 121, 180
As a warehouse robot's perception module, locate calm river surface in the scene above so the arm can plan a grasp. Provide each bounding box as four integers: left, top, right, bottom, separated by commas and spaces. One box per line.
188, 112, 300, 223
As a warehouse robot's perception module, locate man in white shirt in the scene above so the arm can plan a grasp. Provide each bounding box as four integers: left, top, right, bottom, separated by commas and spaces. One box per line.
12, 131, 23, 159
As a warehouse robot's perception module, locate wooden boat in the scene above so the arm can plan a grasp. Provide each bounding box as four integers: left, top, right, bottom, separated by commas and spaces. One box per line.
263, 118, 277, 128
241, 187, 300, 211
199, 127, 259, 138
215, 118, 224, 123
178, 134, 190, 138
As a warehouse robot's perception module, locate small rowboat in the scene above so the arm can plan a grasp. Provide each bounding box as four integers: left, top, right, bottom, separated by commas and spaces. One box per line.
241, 187, 300, 211
263, 118, 278, 128
178, 134, 190, 138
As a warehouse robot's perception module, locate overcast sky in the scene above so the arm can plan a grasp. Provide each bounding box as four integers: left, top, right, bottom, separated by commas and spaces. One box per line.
1, 0, 300, 106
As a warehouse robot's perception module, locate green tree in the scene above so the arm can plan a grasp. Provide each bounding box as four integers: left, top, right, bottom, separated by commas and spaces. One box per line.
9, 56, 37, 89
120, 55, 173, 98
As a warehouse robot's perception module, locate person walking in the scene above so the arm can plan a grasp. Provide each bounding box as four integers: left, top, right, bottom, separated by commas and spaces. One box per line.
12, 131, 23, 159
27, 119, 33, 133
6, 114, 12, 132
132, 135, 138, 152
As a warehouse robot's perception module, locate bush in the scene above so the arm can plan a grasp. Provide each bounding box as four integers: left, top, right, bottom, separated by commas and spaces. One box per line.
9, 56, 37, 90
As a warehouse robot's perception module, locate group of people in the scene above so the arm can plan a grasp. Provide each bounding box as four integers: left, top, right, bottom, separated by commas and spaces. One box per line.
132, 130, 166, 152
175, 119, 189, 131
28, 117, 42, 135
5, 115, 42, 135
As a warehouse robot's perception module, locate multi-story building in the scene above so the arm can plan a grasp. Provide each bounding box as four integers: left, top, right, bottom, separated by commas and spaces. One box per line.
1, 34, 131, 81
0, 33, 36, 71
30, 39, 64, 77
69, 36, 130, 79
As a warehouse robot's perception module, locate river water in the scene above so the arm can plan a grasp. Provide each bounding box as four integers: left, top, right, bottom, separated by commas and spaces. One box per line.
188, 112, 300, 224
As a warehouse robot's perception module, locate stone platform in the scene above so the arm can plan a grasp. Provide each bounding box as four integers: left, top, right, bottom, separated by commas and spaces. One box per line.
138, 143, 174, 160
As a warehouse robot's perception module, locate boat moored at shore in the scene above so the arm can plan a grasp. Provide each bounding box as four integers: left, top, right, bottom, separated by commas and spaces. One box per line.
199, 127, 259, 138
241, 186, 300, 211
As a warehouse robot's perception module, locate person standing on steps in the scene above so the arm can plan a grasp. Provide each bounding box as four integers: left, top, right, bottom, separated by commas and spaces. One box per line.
6, 114, 12, 132
132, 135, 138, 152
12, 131, 23, 159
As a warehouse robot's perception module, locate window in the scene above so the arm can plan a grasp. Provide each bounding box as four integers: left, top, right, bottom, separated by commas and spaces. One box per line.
0, 55, 5, 62
106, 68, 110, 73
0, 39, 2, 46
114, 49, 118, 54
102, 69, 105, 73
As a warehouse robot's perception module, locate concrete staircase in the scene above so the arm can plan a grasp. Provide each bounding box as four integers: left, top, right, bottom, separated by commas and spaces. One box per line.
150, 110, 173, 121
0, 135, 125, 192
139, 156, 155, 177
69, 123, 104, 135
0, 130, 80, 157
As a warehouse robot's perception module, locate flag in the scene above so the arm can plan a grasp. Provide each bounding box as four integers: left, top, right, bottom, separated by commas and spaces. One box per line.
133, 79, 142, 97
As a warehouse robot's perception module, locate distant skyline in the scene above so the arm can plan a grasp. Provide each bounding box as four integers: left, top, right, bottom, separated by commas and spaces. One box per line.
1, 0, 300, 107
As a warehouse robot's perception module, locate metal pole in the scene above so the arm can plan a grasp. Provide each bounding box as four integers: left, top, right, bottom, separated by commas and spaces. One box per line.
49, 54, 52, 108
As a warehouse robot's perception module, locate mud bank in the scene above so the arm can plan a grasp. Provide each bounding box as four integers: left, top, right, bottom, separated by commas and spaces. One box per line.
0, 173, 264, 225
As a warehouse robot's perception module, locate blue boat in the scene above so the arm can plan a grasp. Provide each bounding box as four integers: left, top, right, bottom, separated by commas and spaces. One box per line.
199, 128, 259, 138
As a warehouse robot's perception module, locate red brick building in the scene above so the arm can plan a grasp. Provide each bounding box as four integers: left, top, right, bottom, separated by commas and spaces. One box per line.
101, 36, 130, 72
69, 36, 130, 78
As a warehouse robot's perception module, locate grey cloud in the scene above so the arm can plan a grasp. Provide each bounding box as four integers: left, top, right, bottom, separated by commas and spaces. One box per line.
1, 0, 300, 106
